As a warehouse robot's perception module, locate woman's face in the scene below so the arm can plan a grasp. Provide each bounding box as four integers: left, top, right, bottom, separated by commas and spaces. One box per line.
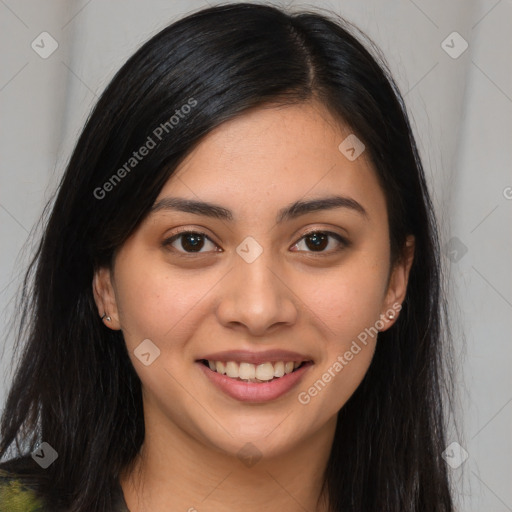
94, 100, 412, 460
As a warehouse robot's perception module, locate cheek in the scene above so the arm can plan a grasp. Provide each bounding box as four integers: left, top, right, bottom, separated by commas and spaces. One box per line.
292, 255, 388, 412
303, 259, 388, 340
114, 255, 217, 350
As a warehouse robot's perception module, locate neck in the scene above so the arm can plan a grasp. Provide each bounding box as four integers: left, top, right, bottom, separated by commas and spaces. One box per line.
119, 413, 336, 512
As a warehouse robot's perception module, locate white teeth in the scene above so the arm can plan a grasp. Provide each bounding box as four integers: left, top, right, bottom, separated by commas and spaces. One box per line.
205, 360, 305, 381
239, 362, 255, 380
255, 362, 275, 381
274, 361, 285, 378
225, 361, 239, 378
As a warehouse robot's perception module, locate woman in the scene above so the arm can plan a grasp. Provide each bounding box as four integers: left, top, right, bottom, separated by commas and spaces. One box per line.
0, 3, 455, 511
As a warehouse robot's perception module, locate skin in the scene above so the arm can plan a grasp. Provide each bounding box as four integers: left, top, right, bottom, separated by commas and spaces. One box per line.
93, 100, 414, 512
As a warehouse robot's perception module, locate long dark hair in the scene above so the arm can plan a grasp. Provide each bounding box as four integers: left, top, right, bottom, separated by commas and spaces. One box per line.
0, 3, 454, 510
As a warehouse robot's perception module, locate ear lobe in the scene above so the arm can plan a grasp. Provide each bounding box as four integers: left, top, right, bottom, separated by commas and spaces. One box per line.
380, 235, 415, 329
92, 267, 121, 330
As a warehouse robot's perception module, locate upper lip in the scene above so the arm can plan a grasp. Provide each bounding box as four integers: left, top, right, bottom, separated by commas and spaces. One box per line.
197, 349, 313, 365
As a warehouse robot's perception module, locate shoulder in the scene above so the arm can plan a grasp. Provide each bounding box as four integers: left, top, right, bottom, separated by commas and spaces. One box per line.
0, 467, 47, 512
0, 456, 130, 512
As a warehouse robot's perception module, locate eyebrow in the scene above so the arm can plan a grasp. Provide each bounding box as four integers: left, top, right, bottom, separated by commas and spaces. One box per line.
150, 195, 368, 223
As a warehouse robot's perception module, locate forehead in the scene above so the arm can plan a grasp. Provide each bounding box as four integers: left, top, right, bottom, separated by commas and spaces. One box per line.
157, 101, 386, 221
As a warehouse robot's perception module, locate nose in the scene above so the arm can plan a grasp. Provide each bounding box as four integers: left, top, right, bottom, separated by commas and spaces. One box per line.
215, 250, 299, 336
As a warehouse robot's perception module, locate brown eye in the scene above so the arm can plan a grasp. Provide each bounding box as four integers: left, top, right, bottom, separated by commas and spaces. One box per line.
292, 231, 348, 254
164, 231, 219, 254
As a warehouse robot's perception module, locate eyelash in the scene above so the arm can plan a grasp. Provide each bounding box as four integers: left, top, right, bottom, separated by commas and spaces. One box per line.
162, 228, 349, 256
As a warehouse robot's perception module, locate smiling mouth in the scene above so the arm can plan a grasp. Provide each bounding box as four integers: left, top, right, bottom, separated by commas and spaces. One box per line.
198, 359, 311, 383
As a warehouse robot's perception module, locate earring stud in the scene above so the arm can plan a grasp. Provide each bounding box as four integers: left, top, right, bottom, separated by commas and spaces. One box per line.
101, 313, 112, 322
387, 311, 395, 320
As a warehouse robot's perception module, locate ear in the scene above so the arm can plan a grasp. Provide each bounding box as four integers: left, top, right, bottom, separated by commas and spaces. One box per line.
92, 266, 121, 330
380, 235, 415, 331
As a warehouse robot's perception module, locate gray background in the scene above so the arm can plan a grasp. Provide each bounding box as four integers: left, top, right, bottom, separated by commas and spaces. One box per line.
1, 0, 511, 510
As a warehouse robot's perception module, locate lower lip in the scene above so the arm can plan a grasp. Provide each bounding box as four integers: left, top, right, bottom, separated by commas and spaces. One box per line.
196, 361, 313, 403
